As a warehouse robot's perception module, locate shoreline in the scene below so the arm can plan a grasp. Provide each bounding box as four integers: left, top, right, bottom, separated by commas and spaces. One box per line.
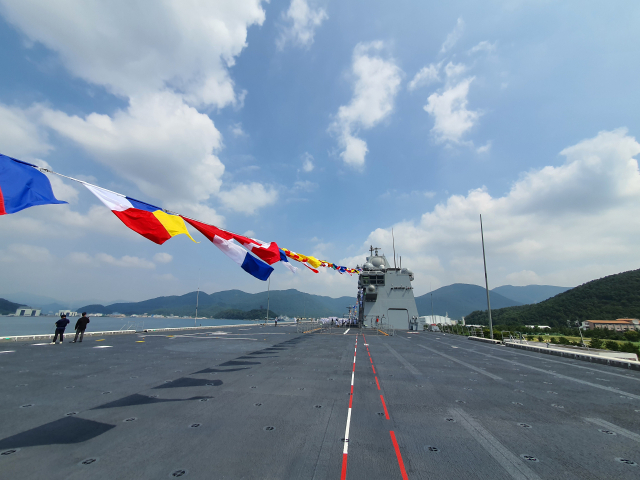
0, 321, 296, 342
0, 315, 291, 337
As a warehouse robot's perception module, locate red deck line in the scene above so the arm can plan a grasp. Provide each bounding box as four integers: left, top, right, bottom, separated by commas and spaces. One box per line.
371, 365, 376, 374
380, 395, 390, 420
390, 431, 409, 480
375, 376, 380, 390
341, 453, 348, 480
341, 335, 357, 479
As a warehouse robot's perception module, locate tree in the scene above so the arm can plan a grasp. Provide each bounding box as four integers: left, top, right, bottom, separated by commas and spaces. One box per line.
624, 330, 640, 342
620, 342, 640, 354
605, 340, 620, 351
589, 338, 603, 349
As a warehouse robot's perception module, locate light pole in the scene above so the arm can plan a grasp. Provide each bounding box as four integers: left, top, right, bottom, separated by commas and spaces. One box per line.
480, 214, 494, 339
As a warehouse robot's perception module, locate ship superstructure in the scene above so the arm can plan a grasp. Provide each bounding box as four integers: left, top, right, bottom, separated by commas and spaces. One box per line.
357, 247, 420, 330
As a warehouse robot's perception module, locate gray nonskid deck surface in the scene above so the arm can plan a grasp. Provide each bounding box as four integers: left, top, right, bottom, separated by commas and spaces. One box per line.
0, 327, 639, 479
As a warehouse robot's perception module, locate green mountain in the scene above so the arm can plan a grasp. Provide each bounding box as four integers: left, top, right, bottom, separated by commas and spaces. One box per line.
492, 285, 571, 305
415, 284, 522, 319
465, 268, 640, 327
0, 298, 22, 315
77, 289, 356, 318
215, 308, 277, 320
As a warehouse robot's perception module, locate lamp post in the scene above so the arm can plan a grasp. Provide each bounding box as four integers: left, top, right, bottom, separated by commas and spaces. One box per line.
480, 214, 494, 339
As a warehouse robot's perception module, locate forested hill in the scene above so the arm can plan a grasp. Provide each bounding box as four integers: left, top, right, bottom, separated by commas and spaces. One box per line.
78, 289, 355, 318
465, 269, 640, 327
0, 298, 21, 315
415, 284, 522, 319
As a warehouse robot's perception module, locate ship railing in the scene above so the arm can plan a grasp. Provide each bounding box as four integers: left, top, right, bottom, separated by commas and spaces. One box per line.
377, 325, 395, 336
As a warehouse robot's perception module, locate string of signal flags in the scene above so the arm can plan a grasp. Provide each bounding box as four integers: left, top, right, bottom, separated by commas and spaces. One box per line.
0, 153, 362, 281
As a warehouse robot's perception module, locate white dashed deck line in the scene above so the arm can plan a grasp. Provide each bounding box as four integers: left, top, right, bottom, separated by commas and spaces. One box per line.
451, 408, 542, 480
584, 418, 640, 443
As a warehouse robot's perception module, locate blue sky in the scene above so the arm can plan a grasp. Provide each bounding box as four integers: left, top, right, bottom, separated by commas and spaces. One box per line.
1, 0, 640, 305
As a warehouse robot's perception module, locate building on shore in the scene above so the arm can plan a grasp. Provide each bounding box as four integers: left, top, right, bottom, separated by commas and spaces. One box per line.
15, 307, 41, 317
56, 310, 79, 317
583, 318, 639, 331
419, 314, 460, 326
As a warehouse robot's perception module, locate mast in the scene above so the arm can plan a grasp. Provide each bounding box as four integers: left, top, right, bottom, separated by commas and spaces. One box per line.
430, 289, 434, 325
392, 228, 397, 268
480, 214, 494, 339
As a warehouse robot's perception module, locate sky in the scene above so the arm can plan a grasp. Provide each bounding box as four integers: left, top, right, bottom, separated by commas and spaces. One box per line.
1, 0, 640, 305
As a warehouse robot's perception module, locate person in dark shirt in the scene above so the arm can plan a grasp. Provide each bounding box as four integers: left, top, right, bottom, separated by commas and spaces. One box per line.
52, 314, 70, 344
72, 313, 90, 343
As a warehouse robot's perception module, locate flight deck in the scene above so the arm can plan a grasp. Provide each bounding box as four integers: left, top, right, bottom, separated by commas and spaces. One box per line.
1, 325, 639, 479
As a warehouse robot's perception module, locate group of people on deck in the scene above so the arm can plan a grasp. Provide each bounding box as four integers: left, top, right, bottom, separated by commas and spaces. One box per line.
52, 312, 90, 344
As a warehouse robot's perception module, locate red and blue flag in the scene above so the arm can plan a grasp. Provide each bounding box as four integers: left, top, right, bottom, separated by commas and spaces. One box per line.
0, 154, 67, 215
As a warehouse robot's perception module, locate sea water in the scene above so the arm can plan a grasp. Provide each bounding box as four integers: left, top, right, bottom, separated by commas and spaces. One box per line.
0, 315, 257, 337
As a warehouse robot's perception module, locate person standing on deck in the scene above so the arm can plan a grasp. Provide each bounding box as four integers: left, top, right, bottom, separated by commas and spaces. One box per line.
72, 313, 90, 343
52, 314, 70, 344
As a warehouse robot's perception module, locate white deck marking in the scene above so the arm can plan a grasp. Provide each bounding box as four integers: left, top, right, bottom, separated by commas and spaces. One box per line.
439, 341, 640, 400
384, 344, 422, 376
344, 328, 350, 334
451, 408, 542, 480
343, 408, 352, 454
0, 350, 16, 353
585, 418, 640, 443
93, 346, 113, 349
342, 336, 358, 465
439, 335, 640, 382
417, 344, 502, 380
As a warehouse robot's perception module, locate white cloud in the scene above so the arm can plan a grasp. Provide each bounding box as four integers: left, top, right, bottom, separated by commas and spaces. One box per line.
96, 253, 155, 269
476, 141, 492, 154
67, 252, 97, 266
444, 62, 467, 79
424, 77, 480, 144
0, 0, 266, 108
330, 41, 402, 168
301, 152, 314, 172
153, 252, 173, 264
468, 40, 496, 55
39, 91, 226, 222
231, 122, 248, 137
440, 17, 465, 54
505, 270, 542, 286
294, 180, 318, 192
408, 63, 441, 91
0, 103, 51, 159
156, 273, 176, 281
217, 182, 279, 214
0, 3, 281, 220
358, 129, 640, 294
0, 244, 53, 263
277, 0, 328, 50
68, 252, 156, 269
